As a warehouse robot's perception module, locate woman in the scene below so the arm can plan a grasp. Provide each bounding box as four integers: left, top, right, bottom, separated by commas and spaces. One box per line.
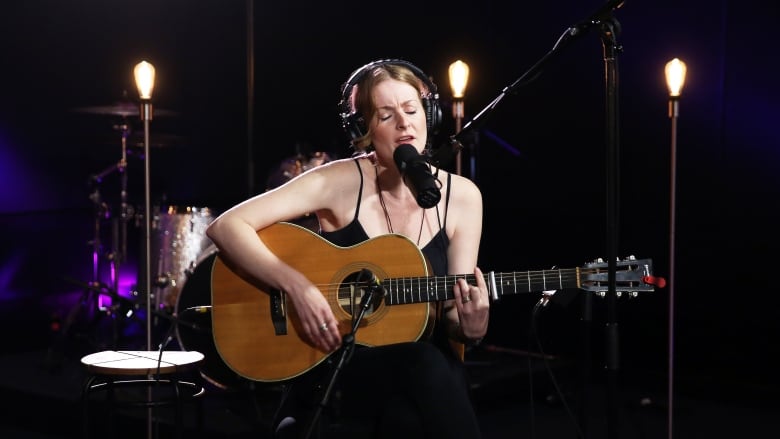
206, 59, 489, 438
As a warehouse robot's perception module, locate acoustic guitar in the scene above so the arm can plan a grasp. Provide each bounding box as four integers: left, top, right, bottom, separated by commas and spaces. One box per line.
210, 221, 660, 383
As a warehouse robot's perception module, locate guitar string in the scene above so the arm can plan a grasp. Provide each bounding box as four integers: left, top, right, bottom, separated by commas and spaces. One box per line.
312, 263, 648, 298
310, 268, 624, 290
314, 268, 605, 296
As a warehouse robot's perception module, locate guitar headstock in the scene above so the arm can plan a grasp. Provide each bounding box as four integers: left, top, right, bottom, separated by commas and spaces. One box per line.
580, 256, 665, 296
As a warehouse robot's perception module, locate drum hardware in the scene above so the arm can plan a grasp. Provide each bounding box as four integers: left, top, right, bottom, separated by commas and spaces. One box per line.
64, 92, 196, 360
72, 100, 178, 118
151, 205, 217, 310
154, 273, 173, 288
265, 151, 332, 191
50, 117, 146, 361
128, 132, 185, 149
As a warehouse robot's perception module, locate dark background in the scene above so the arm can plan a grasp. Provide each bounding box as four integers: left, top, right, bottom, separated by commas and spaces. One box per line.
1, 0, 777, 414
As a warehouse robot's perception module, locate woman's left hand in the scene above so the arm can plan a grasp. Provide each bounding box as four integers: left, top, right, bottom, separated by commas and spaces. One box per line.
453, 266, 490, 341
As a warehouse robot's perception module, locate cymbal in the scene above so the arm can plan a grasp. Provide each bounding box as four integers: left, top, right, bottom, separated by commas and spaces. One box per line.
267, 152, 332, 190
72, 101, 178, 117
129, 133, 186, 149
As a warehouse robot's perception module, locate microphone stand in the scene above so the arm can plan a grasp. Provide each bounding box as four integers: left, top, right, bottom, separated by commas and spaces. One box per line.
153, 307, 211, 378
598, 16, 623, 439
442, 0, 624, 164
302, 272, 384, 439
439, 2, 626, 438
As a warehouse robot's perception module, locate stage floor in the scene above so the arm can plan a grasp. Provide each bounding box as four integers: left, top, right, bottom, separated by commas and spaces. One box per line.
0, 343, 775, 438
0, 284, 776, 439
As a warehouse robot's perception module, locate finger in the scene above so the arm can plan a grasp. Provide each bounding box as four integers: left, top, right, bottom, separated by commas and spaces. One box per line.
473, 266, 487, 289
454, 278, 473, 307
319, 320, 341, 351
473, 267, 490, 303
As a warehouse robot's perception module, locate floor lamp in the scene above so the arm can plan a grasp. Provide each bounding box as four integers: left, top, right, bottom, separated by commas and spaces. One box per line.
134, 60, 156, 353
448, 60, 469, 176
664, 56, 687, 439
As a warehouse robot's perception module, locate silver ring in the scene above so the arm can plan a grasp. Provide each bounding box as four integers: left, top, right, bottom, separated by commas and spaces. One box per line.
462, 295, 472, 304
319, 322, 328, 332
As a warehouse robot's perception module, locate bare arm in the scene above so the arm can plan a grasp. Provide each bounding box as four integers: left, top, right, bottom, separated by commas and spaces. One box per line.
205, 159, 357, 353
441, 174, 490, 344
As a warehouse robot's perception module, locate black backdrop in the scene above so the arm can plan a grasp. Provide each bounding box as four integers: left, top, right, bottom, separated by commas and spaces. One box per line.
2, 0, 778, 405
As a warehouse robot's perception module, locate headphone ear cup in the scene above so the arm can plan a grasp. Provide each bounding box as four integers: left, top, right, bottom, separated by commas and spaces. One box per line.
424, 97, 442, 136
343, 112, 366, 141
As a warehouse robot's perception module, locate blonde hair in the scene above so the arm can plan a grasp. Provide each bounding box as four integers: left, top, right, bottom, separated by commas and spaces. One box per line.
349, 63, 428, 152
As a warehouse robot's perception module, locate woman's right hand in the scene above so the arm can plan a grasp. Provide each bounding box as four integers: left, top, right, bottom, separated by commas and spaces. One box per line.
286, 284, 343, 353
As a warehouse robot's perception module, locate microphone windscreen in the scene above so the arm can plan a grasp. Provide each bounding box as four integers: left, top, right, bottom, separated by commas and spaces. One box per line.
393, 144, 421, 172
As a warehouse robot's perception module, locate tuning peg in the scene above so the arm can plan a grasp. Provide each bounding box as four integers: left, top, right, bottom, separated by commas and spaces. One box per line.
642, 275, 667, 288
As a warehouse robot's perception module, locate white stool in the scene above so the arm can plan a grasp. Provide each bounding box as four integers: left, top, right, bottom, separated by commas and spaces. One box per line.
80, 350, 205, 438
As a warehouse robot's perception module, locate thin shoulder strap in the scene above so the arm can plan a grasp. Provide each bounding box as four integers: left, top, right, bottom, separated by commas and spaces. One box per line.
352, 158, 364, 221
442, 172, 452, 229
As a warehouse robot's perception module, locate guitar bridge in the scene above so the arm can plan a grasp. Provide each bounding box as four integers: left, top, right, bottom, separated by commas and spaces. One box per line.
269, 289, 287, 335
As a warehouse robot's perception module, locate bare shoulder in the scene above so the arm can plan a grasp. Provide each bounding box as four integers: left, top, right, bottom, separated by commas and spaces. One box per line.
305, 155, 366, 186
445, 171, 483, 204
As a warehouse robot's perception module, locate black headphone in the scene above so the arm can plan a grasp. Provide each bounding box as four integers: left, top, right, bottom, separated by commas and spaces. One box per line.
338, 59, 442, 145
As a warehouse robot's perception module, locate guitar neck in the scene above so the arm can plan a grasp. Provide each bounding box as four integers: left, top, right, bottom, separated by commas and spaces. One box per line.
383, 268, 581, 305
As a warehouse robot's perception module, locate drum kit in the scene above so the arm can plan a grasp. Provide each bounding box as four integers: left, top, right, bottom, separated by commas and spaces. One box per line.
69, 100, 332, 389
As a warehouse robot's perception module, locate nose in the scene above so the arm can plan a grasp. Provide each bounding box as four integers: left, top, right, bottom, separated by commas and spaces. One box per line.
397, 113, 411, 129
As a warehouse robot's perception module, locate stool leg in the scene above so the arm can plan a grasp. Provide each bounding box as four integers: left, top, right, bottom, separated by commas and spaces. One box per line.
81, 375, 98, 439
107, 379, 116, 437
197, 390, 205, 433
173, 378, 183, 439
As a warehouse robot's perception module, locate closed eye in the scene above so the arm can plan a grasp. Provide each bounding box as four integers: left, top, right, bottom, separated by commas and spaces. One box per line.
379, 109, 418, 122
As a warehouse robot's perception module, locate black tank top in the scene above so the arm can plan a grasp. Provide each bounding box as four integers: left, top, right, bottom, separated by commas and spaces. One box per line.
319, 159, 462, 363
320, 158, 457, 360
319, 158, 451, 276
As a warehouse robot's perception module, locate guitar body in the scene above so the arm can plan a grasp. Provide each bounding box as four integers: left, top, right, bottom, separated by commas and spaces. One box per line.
210, 222, 433, 383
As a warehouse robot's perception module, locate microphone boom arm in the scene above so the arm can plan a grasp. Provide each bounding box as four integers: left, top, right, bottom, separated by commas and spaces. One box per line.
446, 0, 625, 155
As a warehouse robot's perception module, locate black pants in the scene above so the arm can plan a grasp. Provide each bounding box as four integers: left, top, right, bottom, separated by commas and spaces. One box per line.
273, 342, 482, 439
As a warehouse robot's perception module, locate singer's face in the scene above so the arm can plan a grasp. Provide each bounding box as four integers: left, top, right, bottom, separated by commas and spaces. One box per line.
370, 79, 427, 160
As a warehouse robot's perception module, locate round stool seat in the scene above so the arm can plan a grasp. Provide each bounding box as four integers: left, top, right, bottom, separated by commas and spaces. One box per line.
80, 350, 206, 438
81, 350, 205, 375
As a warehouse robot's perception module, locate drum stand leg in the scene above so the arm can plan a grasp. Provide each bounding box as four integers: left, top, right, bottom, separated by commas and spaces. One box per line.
46, 162, 135, 369
44, 283, 94, 370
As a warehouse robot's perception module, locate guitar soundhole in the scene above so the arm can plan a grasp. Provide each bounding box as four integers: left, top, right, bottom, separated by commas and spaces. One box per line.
335, 271, 382, 319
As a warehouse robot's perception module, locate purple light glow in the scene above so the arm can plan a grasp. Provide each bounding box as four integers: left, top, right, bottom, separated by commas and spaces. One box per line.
96, 262, 140, 310
0, 129, 58, 214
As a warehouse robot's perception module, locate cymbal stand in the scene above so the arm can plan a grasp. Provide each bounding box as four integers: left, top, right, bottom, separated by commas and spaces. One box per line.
46, 156, 121, 368
88, 121, 134, 347
114, 121, 134, 268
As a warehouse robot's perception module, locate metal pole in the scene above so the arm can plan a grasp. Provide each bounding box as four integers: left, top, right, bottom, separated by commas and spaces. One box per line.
667, 96, 680, 439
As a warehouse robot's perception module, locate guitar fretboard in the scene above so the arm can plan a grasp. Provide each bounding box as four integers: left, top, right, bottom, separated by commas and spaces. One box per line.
383, 268, 581, 305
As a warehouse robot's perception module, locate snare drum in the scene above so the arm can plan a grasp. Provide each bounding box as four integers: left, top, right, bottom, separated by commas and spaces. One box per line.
175, 246, 247, 390
152, 206, 216, 309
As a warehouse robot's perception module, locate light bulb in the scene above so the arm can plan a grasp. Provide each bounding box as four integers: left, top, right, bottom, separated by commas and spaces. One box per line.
448, 60, 470, 99
134, 61, 156, 100
665, 58, 687, 98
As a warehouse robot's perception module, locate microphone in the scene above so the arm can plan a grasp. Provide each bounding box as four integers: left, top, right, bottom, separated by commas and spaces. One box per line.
357, 269, 385, 306
569, 0, 624, 37
393, 144, 441, 209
